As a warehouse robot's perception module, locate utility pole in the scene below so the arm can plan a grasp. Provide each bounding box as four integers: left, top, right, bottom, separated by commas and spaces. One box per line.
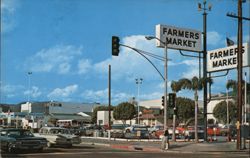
236, 0, 243, 150
227, 0, 250, 150
135, 78, 143, 125
108, 65, 111, 130
198, 0, 212, 142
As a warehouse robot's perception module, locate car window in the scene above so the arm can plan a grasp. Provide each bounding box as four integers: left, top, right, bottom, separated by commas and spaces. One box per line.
49, 128, 70, 134
0, 131, 7, 136
7, 131, 21, 137
111, 125, 124, 129
23, 131, 34, 137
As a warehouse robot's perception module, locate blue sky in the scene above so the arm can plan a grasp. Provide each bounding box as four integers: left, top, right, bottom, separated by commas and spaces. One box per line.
1, 0, 250, 105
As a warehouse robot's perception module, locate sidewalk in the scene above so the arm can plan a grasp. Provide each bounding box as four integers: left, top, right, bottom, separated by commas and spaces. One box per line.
81, 137, 250, 154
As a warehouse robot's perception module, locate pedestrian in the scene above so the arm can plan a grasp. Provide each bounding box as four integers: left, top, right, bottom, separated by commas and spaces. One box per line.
161, 129, 170, 150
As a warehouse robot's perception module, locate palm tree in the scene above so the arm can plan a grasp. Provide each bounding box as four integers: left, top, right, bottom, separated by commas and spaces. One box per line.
177, 76, 212, 143
226, 80, 237, 97
170, 80, 182, 142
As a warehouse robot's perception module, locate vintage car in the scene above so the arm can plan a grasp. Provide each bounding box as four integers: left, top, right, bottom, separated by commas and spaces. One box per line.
124, 125, 150, 139
35, 127, 81, 147
110, 124, 129, 138
184, 126, 204, 140
0, 128, 47, 153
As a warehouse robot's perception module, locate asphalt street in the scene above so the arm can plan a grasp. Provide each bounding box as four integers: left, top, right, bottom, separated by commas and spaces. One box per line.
1, 143, 249, 158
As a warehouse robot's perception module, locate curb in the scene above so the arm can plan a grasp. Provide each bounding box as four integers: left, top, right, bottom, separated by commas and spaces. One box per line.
80, 139, 250, 154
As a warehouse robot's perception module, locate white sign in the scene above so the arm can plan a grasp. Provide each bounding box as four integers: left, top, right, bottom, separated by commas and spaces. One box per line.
207, 43, 250, 72
156, 24, 202, 52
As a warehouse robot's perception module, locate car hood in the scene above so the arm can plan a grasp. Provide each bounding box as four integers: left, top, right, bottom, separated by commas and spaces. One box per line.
57, 134, 79, 139
16, 136, 47, 141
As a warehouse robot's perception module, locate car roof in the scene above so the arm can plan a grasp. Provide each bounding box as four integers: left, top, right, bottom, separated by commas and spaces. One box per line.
41, 127, 68, 130
1, 128, 29, 131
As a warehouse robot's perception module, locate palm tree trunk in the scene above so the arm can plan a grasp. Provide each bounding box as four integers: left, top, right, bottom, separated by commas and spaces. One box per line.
172, 113, 176, 142
172, 92, 176, 142
194, 90, 198, 143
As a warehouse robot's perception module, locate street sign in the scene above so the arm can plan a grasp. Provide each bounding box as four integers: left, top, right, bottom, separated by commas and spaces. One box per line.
156, 24, 202, 52
207, 43, 250, 72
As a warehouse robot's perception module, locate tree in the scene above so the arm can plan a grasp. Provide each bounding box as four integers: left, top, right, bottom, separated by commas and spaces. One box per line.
226, 79, 250, 100
175, 97, 195, 125
177, 76, 212, 143
170, 80, 182, 141
113, 102, 136, 125
213, 100, 237, 124
91, 105, 114, 124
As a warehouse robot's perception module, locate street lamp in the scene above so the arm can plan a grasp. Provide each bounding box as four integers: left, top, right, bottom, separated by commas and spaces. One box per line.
27, 71, 32, 113
145, 36, 168, 131
198, 0, 211, 142
135, 78, 143, 125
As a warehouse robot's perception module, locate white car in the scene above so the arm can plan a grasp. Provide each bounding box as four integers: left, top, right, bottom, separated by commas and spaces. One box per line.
34, 127, 81, 147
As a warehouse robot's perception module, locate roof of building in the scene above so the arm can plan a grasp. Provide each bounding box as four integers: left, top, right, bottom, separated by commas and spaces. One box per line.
50, 113, 91, 122
49, 102, 97, 114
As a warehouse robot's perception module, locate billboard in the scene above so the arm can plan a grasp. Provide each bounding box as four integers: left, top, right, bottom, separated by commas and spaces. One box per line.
207, 43, 250, 72
156, 24, 202, 52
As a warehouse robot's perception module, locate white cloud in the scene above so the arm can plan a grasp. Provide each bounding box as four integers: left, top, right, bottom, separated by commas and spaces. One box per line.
24, 86, 42, 98
58, 63, 71, 74
2, 84, 23, 93
182, 68, 200, 79
94, 35, 164, 81
78, 59, 92, 74
181, 59, 200, 79
141, 92, 163, 101
1, 84, 24, 98
47, 84, 78, 99
1, 0, 19, 33
25, 45, 83, 74
207, 31, 223, 46
167, 58, 200, 79
82, 88, 133, 105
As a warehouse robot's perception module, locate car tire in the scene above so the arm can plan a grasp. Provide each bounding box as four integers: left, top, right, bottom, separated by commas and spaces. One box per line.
67, 144, 73, 148
7, 144, 15, 153
37, 148, 43, 152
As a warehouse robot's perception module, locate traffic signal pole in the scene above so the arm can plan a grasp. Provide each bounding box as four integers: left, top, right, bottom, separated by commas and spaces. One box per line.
236, 0, 243, 150
203, 10, 208, 142
164, 44, 168, 132
226, 0, 250, 150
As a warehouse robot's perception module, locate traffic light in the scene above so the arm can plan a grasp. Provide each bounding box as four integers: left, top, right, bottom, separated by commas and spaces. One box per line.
112, 36, 120, 56
174, 107, 177, 115
168, 93, 176, 108
161, 96, 165, 107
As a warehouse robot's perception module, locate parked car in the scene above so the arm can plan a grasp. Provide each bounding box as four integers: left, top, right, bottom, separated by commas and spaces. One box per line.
154, 128, 181, 139
69, 127, 85, 136
207, 125, 220, 136
148, 125, 164, 138
82, 125, 103, 136
184, 126, 204, 140
0, 128, 47, 153
124, 125, 149, 139
34, 127, 81, 147
110, 124, 129, 138
148, 125, 164, 134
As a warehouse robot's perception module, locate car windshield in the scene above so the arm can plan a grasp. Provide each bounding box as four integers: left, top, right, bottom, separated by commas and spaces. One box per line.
7, 130, 34, 138
134, 127, 148, 131
155, 126, 163, 130
111, 125, 125, 129
49, 129, 70, 134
